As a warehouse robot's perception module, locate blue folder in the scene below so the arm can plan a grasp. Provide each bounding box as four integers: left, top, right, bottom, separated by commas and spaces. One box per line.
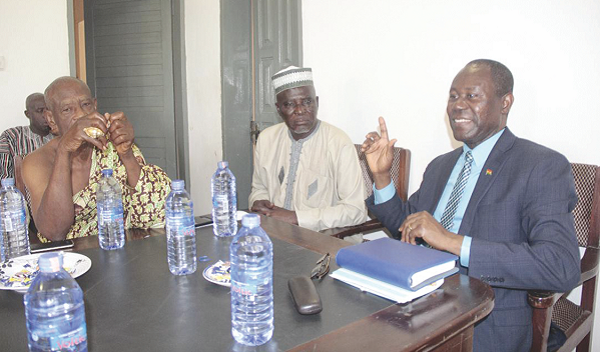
335, 238, 459, 291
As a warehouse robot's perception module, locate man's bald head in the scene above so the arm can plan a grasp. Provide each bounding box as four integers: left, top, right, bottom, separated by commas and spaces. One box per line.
25, 93, 45, 111
464, 59, 514, 97
24, 92, 49, 136
44, 76, 92, 111
43, 76, 97, 137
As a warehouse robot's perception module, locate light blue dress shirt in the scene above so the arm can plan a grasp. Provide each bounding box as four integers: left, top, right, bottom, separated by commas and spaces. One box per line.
373, 128, 505, 267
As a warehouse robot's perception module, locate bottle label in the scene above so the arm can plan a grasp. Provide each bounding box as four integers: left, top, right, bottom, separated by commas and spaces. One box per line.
213, 194, 229, 208
1, 208, 25, 232
32, 323, 87, 351
2, 216, 14, 232
99, 209, 124, 225
231, 281, 257, 295
180, 224, 195, 237
167, 223, 195, 237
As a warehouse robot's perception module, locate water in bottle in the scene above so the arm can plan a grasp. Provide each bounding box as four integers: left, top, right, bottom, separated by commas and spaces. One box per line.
96, 169, 125, 250
165, 179, 197, 275
24, 252, 87, 351
0, 178, 30, 261
230, 214, 273, 346
211, 161, 237, 237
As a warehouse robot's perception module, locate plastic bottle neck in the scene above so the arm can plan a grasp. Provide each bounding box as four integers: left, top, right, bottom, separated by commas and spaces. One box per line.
40, 256, 62, 273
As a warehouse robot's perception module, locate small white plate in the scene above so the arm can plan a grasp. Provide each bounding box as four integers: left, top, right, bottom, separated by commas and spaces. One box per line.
0, 252, 92, 292
203, 260, 231, 287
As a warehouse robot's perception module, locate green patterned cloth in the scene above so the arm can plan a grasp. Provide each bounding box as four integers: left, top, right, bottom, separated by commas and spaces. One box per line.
38, 143, 171, 242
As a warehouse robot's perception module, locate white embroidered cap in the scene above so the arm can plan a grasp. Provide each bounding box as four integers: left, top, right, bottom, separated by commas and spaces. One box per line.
272, 66, 314, 95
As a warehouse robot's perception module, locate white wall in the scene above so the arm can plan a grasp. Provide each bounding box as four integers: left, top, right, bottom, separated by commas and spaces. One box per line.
303, 0, 600, 349
303, 0, 600, 194
0, 0, 71, 132
183, 0, 222, 215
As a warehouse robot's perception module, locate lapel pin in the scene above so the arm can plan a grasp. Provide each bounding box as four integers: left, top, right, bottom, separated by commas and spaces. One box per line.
486, 169, 493, 176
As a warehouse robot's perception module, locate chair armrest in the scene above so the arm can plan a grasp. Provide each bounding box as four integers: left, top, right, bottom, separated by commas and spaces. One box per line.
580, 247, 599, 284
528, 290, 562, 309
528, 247, 599, 309
528, 290, 562, 352
319, 219, 383, 239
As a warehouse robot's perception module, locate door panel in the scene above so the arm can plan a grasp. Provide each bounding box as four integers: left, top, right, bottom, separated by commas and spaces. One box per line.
221, 0, 302, 210
254, 0, 303, 130
85, 0, 177, 179
221, 0, 253, 210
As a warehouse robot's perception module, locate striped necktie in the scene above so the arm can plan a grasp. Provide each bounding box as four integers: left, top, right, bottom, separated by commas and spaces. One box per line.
440, 151, 474, 231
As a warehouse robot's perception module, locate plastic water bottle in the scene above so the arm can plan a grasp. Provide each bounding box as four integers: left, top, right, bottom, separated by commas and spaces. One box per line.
96, 169, 125, 250
230, 214, 273, 346
211, 161, 238, 237
0, 178, 30, 261
24, 252, 87, 351
165, 180, 197, 275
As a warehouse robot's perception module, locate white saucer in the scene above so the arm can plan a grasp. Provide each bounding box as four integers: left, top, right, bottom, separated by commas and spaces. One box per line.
0, 252, 92, 293
202, 260, 231, 287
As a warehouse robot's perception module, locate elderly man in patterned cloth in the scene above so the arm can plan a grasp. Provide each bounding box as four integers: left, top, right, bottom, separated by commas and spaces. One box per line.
249, 66, 367, 234
23, 77, 171, 242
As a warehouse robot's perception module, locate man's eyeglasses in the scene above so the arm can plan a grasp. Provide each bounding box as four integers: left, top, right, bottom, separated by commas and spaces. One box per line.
310, 253, 331, 280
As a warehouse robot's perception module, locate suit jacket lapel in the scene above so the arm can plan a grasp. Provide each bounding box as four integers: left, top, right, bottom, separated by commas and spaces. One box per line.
459, 128, 517, 236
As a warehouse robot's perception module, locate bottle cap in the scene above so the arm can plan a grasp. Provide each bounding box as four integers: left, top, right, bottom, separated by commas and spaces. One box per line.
101, 169, 113, 177
242, 213, 260, 228
217, 161, 229, 169
1, 178, 14, 187
38, 252, 64, 273
172, 179, 185, 190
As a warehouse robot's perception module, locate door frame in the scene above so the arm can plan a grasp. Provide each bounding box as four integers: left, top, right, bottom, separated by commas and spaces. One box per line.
69, 0, 189, 184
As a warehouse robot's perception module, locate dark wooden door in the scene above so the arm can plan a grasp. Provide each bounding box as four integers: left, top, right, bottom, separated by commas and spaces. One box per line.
84, 0, 177, 179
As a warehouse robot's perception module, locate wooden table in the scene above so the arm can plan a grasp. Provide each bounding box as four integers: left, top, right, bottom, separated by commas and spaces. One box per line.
0, 216, 494, 351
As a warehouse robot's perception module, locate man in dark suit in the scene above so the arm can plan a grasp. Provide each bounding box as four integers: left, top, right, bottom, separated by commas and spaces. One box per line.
362, 59, 580, 352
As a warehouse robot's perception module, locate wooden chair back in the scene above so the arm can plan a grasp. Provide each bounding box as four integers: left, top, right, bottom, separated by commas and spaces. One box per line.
320, 145, 410, 239
529, 163, 600, 352
354, 144, 411, 201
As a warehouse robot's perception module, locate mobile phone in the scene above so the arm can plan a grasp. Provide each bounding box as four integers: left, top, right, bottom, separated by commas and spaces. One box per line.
30, 239, 75, 253
194, 215, 213, 228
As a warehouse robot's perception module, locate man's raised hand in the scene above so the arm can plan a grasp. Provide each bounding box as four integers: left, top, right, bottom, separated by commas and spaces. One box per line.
361, 117, 397, 189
